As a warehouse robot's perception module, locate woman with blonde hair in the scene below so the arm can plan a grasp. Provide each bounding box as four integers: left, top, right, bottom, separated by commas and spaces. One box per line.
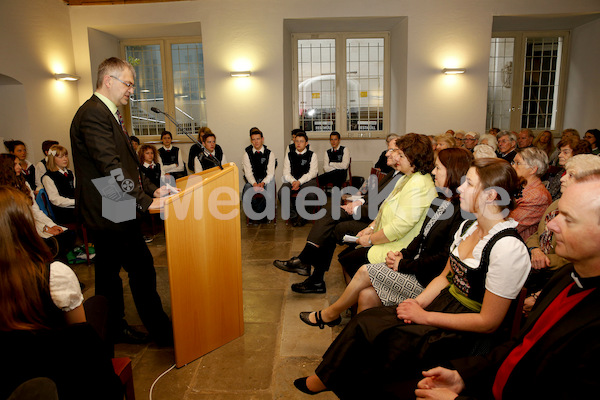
533, 130, 555, 157
41, 145, 76, 224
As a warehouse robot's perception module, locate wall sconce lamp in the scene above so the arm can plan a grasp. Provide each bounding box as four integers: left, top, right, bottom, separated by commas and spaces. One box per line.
442, 68, 466, 75
54, 73, 80, 81
230, 71, 252, 77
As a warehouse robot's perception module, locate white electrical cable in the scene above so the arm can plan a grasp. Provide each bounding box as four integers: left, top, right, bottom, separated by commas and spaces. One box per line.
149, 363, 176, 400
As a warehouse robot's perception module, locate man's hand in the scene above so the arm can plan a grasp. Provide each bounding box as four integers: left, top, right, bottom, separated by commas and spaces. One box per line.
530, 248, 550, 270
291, 181, 301, 191
415, 367, 464, 399
385, 251, 403, 271
148, 197, 164, 210
253, 182, 265, 193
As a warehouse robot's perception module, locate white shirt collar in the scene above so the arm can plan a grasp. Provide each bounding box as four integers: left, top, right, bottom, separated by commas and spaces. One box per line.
163, 145, 173, 151
296, 148, 308, 155
143, 161, 156, 168
253, 146, 265, 154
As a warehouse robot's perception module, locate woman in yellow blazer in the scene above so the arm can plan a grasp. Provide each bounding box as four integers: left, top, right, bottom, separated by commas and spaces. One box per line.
338, 133, 437, 278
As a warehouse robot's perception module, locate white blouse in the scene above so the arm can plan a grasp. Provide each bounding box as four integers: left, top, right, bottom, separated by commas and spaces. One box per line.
451, 219, 531, 300
49, 261, 84, 312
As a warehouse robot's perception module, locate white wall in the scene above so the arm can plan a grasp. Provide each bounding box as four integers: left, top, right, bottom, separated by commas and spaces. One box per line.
0, 0, 79, 162
564, 17, 600, 132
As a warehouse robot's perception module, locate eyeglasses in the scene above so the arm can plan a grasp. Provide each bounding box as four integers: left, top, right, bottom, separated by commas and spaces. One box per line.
511, 160, 528, 167
110, 75, 135, 89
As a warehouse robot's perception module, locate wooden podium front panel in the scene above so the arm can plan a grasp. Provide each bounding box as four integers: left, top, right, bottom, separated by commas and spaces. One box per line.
164, 164, 244, 367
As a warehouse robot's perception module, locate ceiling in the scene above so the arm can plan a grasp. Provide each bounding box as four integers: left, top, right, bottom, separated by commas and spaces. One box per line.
63, 0, 186, 5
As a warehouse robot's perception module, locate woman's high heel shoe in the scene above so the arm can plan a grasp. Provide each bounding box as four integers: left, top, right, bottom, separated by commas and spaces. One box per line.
293, 377, 328, 395
299, 310, 341, 329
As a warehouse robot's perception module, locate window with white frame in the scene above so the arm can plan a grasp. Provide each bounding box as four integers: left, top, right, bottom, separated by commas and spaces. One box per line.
121, 38, 207, 138
293, 33, 390, 139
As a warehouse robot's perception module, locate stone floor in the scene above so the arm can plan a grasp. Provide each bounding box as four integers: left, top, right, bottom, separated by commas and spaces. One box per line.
72, 215, 349, 399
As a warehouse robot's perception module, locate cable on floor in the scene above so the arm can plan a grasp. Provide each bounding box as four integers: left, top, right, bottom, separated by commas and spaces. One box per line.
149, 363, 176, 400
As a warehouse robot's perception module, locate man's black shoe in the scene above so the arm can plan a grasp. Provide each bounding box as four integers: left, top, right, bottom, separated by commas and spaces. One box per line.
116, 324, 150, 344
273, 257, 311, 276
291, 278, 326, 294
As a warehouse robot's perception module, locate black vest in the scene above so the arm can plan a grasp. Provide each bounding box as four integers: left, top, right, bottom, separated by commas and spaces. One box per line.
44, 170, 75, 199
200, 145, 224, 170
327, 146, 345, 163
288, 150, 313, 180
140, 163, 161, 188
158, 146, 180, 166
245, 145, 271, 182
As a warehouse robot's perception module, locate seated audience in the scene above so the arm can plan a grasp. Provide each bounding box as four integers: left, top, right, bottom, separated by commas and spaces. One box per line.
195, 130, 228, 172
473, 144, 497, 159
546, 136, 591, 200
517, 128, 535, 149
242, 127, 276, 222
414, 173, 600, 400
41, 145, 76, 225
0, 186, 122, 400
479, 133, 498, 152
496, 131, 518, 163
298, 148, 471, 328
35, 140, 59, 192
293, 158, 531, 398
4, 139, 36, 192
139, 143, 162, 188
463, 131, 480, 152
584, 128, 600, 155
533, 130, 554, 158
274, 136, 402, 293
278, 131, 318, 227
509, 147, 552, 241
524, 154, 600, 311
374, 133, 399, 173
445, 129, 455, 136
158, 130, 187, 180
319, 131, 350, 189
0, 154, 75, 262
336, 133, 437, 278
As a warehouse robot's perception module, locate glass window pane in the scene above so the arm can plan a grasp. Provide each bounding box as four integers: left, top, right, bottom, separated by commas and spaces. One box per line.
125, 44, 165, 136
171, 43, 207, 136
521, 37, 562, 130
486, 38, 515, 131
297, 39, 336, 133
346, 38, 384, 136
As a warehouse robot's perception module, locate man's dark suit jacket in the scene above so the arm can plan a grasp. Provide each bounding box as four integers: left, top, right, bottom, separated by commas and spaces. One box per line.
70, 95, 158, 232
451, 264, 600, 399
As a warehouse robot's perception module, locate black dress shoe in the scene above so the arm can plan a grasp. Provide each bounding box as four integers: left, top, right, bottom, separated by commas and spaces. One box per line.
273, 257, 311, 276
116, 324, 150, 344
299, 310, 341, 329
291, 278, 326, 294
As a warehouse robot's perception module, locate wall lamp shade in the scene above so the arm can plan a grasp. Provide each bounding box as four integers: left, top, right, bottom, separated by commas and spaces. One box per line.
230, 71, 252, 77
442, 68, 466, 75
54, 73, 80, 81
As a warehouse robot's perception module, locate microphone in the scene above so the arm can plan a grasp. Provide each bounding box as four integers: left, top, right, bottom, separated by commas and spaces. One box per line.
150, 107, 222, 170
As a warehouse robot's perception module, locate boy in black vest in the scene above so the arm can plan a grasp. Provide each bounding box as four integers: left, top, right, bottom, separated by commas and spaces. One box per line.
242, 127, 276, 223
279, 131, 319, 227
318, 131, 350, 189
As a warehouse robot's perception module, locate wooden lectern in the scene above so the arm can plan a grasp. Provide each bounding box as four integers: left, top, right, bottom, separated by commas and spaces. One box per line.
159, 163, 244, 367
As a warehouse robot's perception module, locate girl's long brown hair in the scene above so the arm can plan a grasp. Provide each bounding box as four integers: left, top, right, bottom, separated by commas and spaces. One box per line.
0, 153, 32, 203
0, 186, 54, 331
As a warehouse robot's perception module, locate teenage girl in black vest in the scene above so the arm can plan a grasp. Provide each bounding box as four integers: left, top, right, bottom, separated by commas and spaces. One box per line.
4, 139, 37, 193
158, 130, 187, 180
35, 140, 59, 194
41, 145, 76, 225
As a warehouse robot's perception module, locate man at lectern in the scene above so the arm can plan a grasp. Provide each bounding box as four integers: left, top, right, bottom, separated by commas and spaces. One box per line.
70, 57, 173, 346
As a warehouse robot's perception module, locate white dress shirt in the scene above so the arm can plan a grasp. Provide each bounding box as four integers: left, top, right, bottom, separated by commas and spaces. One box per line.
283, 148, 318, 185
323, 145, 350, 172
242, 146, 276, 185
41, 168, 75, 208
159, 145, 185, 174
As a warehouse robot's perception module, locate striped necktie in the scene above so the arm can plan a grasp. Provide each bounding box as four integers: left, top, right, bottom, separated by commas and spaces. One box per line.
116, 110, 128, 136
